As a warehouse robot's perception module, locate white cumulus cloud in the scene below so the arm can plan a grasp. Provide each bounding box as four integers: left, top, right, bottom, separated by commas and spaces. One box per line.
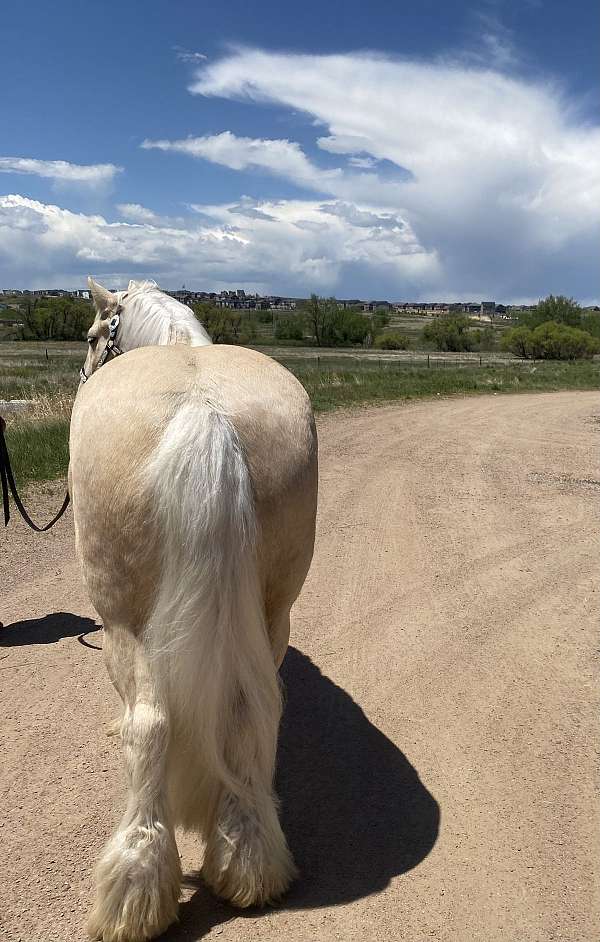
0, 193, 438, 296
115, 203, 187, 228
116, 203, 160, 223
0, 156, 122, 186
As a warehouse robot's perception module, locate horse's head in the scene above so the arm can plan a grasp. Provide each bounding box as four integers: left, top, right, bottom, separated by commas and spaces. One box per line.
80, 277, 121, 384
80, 277, 212, 386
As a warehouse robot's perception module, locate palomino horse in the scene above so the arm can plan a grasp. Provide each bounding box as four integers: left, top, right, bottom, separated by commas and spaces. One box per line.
70, 279, 318, 942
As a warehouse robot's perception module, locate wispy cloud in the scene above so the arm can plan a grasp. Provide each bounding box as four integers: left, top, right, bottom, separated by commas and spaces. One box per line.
173, 46, 207, 63
348, 156, 378, 169
141, 130, 411, 207
471, 10, 518, 69
142, 131, 341, 190
0, 156, 122, 186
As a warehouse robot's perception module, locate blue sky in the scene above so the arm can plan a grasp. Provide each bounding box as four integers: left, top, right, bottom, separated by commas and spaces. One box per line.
1, 0, 598, 301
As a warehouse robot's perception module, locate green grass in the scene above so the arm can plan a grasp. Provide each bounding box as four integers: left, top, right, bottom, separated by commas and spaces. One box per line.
294, 359, 600, 412
2, 342, 598, 489
4, 419, 71, 488
1, 347, 79, 488
0, 353, 82, 401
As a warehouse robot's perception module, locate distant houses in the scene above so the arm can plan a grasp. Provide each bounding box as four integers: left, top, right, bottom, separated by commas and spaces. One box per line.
362, 301, 393, 313
0, 287, 90, 299
0, 286, 516, 321
167, 288, 298, 311
0, 287, 588, 320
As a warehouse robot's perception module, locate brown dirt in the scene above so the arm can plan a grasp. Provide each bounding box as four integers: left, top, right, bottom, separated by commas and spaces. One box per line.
1, 391, 598, 942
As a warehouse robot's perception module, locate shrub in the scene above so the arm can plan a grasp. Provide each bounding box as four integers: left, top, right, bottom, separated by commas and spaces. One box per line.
275, 315, 305, 341
422, 315, 474, 352
374, 332, 409, 350
582, 311, 600, 338
502, 321, 600, 359
372, 311, 391, 333
501, 326, 534, 358
472, 326, 497, 351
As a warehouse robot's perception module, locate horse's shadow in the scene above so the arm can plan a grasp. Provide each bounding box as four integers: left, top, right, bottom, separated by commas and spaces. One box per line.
0, 612, 99, 646
163, 646, 440, 939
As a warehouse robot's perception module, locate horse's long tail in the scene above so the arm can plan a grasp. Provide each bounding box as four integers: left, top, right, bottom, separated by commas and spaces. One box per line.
142, 400, 282, 815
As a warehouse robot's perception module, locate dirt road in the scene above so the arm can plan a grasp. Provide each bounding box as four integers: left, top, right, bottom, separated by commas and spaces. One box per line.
1, 391, 598, 942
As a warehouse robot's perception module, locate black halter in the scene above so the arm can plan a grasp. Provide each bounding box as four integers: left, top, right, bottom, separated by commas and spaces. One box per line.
79, 309, 123, 384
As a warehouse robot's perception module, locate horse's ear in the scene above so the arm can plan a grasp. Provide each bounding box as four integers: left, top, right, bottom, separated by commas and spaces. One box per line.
88, 276, 116, 316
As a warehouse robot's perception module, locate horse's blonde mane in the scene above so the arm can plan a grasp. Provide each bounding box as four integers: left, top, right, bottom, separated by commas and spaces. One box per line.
123, 279, 160, 295
115, 280, 211, 348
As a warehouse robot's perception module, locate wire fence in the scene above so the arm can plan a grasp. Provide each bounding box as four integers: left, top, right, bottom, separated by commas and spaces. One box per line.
273, 351, 536, 373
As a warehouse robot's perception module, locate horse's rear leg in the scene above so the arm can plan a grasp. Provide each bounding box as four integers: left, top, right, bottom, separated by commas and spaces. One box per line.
88, 630, 181, 942
202, 682, 296, 908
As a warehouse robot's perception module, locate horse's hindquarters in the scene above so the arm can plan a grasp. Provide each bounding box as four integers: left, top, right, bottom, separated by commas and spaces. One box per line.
70, 343, 318, 638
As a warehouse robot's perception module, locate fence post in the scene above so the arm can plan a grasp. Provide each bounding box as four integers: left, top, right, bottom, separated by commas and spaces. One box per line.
45, 348, 49, 361
427, 354, 430, 369
479, 355, 482, 366
317, 356, 320, 372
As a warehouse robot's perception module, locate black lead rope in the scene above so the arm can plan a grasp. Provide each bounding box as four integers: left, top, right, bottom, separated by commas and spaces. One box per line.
0, 416, 70, 531
2, 305, 123, 530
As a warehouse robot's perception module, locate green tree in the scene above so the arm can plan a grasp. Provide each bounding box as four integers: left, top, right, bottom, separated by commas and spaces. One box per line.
422, 315, 475, 352
19, 297, 92, 341
192, 303, 250, 344
275, 314, 305, 341
301, 296, 370, 346
519, 295, 582, 329
330, 309, 371, 345
302, 295, 336, 346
